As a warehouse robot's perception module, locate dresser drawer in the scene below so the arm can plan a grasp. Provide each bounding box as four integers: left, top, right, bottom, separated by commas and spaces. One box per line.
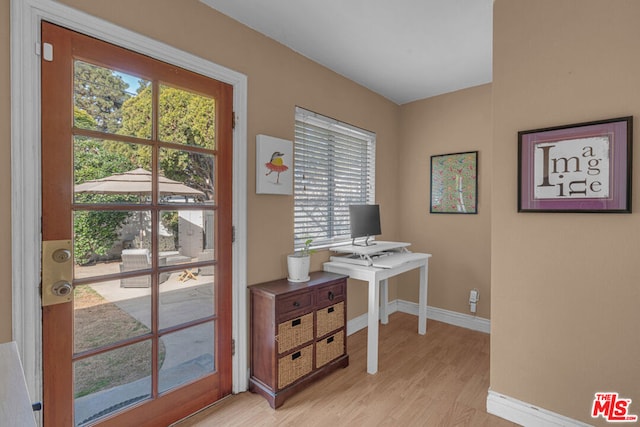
277, 312, 314, 354
276, 291, 313, 318
316, 301, 345, 338
278, 344, 313, 389
316, 330, 344, 368
316, 282, 345, 307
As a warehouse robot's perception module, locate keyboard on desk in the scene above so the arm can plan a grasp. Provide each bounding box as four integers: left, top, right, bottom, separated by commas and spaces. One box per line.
329, 253, 372, 266
329, 252, 427, 269
370, 252, 427, 269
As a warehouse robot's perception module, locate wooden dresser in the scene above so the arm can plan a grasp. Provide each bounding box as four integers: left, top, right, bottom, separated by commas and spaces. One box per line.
249, 271, 349, 408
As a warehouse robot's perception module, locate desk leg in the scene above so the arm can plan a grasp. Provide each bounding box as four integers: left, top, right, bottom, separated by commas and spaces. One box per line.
380, 279, 389, 324
367, 278, 380, 374
418, 262, 428, 335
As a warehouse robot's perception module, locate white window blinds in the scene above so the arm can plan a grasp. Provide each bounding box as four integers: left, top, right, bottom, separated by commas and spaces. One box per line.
294, 107, 376, 250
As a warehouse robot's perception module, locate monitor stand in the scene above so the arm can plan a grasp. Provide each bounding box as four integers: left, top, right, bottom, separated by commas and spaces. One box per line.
330, 241, 411, 256
352, 236, 376, 246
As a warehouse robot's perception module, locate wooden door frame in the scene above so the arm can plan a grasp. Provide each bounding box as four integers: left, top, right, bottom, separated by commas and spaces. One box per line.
10, 1, 248, 422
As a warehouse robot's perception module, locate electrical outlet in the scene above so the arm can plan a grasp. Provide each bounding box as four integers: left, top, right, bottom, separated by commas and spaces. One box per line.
469, 289, 479, 313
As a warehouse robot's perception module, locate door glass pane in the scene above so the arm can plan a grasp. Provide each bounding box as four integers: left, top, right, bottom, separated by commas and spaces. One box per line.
159, 276, 215, 330
73, 137, 152, 204
158, 208, 214, 329
159, 148, 214, 203
159, 209, 214, 263
73, 340, 153, 426
158, 84, 215, 148
73, 210, 152, 273
158, 322, 215, 394
74, 283, 151, 353
74, 60, 151, 138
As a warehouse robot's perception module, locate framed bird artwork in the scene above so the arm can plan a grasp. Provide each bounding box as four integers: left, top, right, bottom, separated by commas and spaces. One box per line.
256, 134, 293, 195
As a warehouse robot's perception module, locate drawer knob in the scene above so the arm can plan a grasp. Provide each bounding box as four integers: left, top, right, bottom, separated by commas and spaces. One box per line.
328, 291, 334, 301
293, 301, 300, 307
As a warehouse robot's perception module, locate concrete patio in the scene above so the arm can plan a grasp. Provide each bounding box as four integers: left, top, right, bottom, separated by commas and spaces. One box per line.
73, 262, 216, 425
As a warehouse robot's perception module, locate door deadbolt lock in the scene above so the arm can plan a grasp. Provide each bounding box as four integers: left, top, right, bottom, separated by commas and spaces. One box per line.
52, 281, 73, 297
42, 240, 73, 306
52, 248, 72, 263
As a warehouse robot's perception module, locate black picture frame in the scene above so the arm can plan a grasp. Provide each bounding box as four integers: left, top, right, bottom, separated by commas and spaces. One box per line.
430, 151, 478, 214
518, 116, 632, 213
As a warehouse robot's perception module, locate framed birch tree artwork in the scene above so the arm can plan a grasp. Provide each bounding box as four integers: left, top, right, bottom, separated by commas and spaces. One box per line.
430, 151, 478, 214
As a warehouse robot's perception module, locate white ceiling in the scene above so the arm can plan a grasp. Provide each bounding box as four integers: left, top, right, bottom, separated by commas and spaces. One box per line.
201, 0, 493, 105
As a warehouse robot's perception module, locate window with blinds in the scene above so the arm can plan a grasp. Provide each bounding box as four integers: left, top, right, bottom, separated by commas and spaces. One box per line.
294, 107, 376, 250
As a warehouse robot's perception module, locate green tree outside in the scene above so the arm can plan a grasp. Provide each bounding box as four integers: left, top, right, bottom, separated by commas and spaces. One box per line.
73, 62, 216, 264
121, 82, 216, 198
73, 105, 136, 264
74, 61, 131, 134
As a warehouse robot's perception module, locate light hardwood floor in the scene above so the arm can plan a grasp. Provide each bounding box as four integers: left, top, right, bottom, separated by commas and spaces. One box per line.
174, 313, 518, 427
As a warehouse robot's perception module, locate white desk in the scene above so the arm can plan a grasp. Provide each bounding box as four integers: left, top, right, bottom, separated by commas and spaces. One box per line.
323, 252, 431, 374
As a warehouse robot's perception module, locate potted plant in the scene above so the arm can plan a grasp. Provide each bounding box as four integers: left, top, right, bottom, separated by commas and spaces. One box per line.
287, 239, 313, 282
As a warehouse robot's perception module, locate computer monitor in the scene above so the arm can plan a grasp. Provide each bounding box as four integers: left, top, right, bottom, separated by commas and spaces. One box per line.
349, 204, 381, 246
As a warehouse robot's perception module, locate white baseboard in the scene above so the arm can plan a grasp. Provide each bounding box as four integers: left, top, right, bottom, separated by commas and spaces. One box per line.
346, 299, 491, 336
346, 311, 369, 336
486, 390, 592, 427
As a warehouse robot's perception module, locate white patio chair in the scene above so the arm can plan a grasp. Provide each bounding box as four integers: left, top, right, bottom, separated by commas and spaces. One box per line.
120, 249, 151, 288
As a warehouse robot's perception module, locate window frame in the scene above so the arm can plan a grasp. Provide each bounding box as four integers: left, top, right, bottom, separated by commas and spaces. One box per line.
293, 107, 376, 251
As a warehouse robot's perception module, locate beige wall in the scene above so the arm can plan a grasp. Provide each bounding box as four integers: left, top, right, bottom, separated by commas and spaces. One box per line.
398, 85, 492, 318
492, 0, 640, 424
5, 1, 635, 424
0, 0, 401, 340
0, 0, 490, 343
0, 0, 11, 343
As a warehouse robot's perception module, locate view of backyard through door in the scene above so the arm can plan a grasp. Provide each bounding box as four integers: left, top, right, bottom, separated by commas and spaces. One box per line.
41, 22, 233, 426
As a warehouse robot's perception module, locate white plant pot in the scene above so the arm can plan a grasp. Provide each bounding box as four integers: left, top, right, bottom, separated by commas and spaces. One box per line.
287, 254, 310, 282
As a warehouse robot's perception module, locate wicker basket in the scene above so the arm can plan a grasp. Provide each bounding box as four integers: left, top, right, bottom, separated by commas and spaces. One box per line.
278, 344, 313, 389
277, 312, 314, 354
316, 330, 344, 368
316, 302, 344, 337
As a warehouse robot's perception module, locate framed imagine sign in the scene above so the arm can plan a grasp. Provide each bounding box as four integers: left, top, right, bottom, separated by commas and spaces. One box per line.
518, 117, 632, 213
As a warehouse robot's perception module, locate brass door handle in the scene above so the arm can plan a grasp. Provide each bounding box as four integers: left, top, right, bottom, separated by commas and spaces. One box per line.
51, 281, 73, 297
